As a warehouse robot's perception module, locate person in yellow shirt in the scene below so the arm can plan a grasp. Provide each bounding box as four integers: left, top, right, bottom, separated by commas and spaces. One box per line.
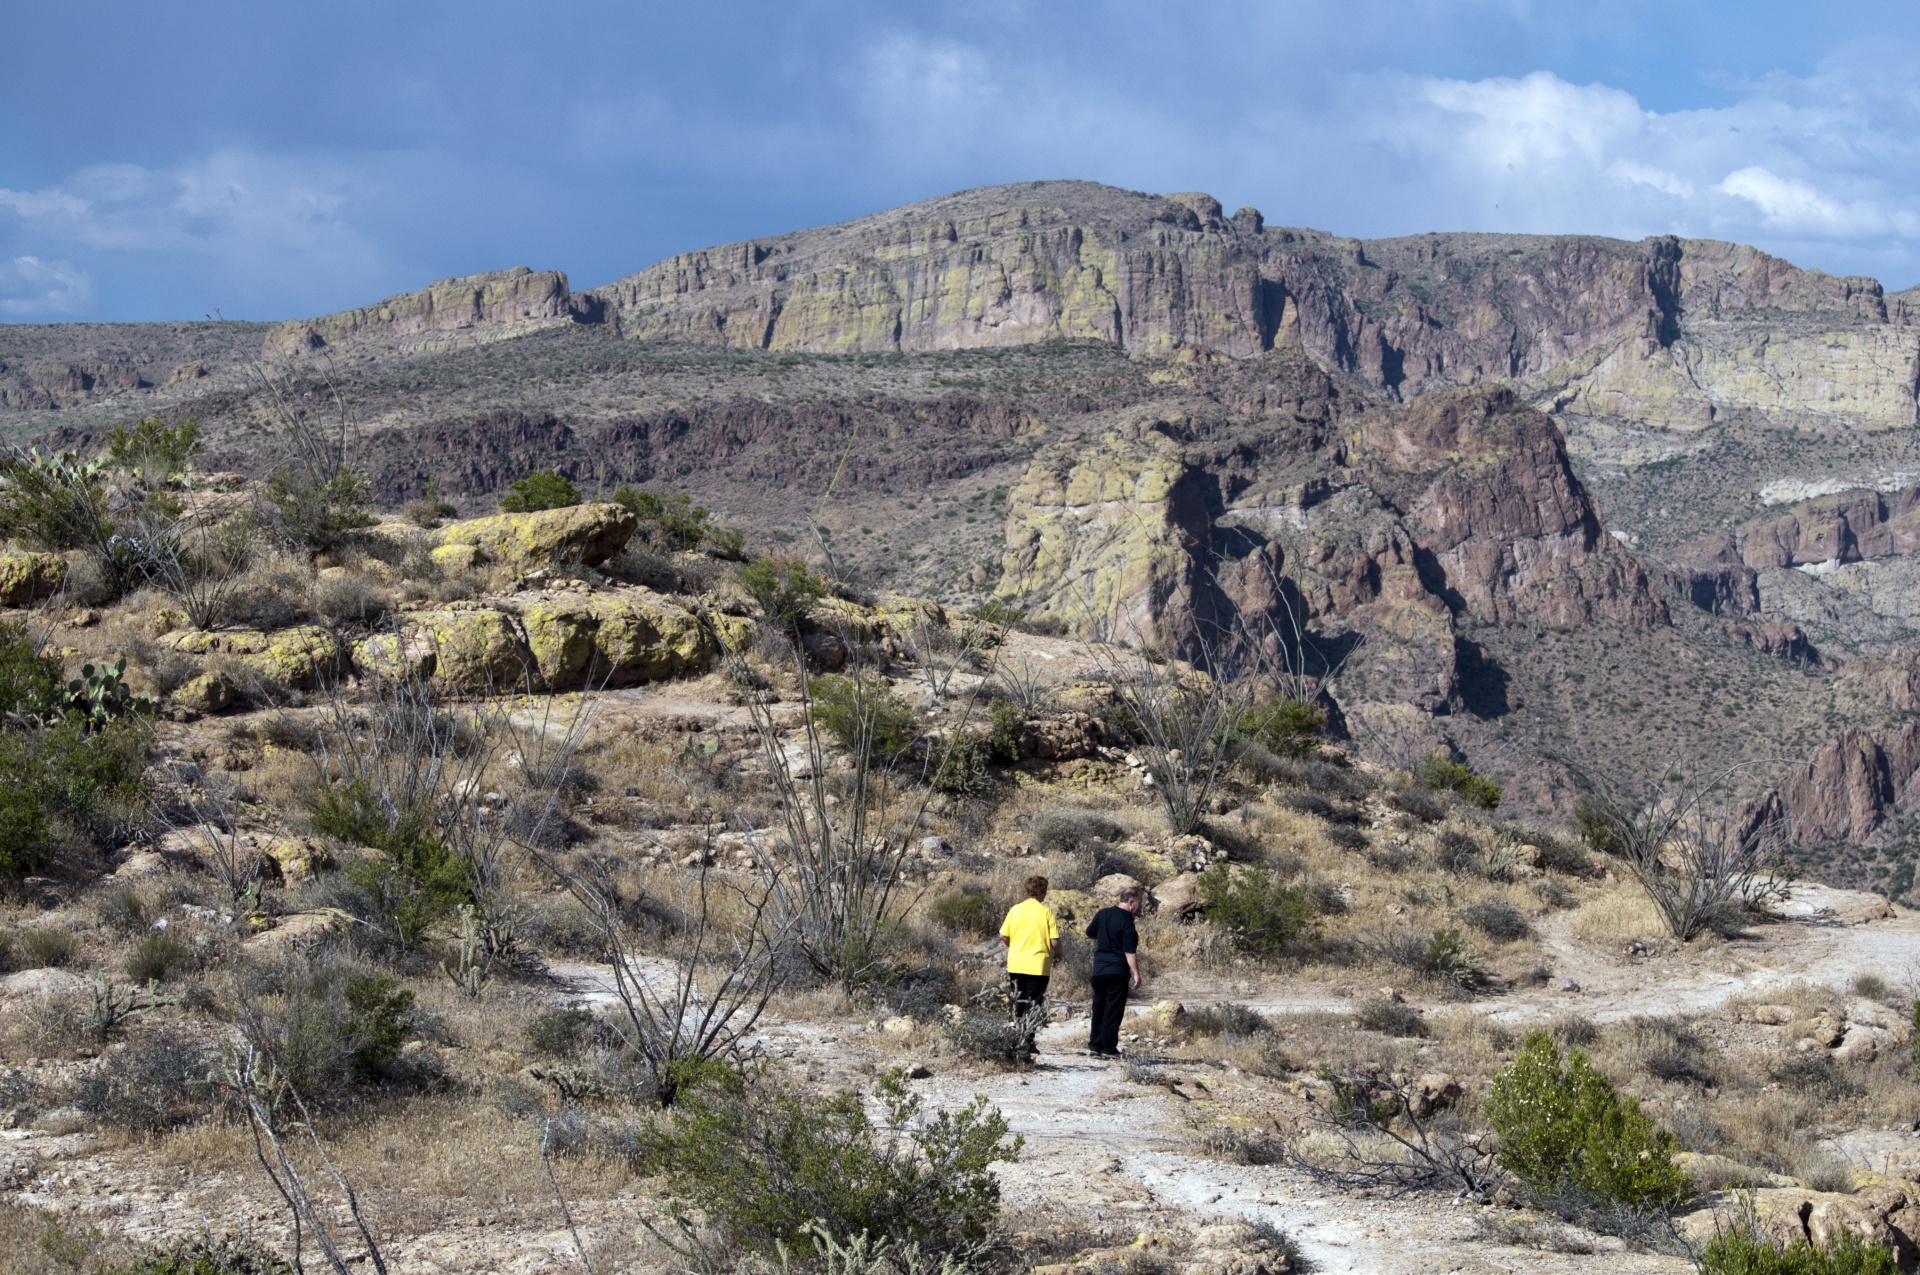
999, 875, 1060, 1043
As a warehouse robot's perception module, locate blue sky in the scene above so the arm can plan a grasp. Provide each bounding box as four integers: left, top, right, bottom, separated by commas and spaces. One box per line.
6, 1, 1920, 321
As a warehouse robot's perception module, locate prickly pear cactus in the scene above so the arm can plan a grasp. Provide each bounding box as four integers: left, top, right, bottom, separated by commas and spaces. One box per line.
62, 658, 153, 731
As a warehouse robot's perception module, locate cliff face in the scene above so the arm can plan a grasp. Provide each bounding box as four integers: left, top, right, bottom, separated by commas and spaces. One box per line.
585, 182, 1920, 440
261, 267, 580, 355
996, 382, 1665, 707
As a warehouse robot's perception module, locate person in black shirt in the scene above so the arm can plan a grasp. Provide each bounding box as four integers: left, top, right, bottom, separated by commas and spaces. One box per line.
1084, 884, 1144, 1056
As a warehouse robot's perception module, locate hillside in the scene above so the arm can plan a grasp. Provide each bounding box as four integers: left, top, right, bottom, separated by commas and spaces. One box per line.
6, 180, 1920, 890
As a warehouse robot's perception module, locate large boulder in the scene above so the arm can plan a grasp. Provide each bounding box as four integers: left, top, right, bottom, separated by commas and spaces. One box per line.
164, 626, 345, 690
408, 609, 534, 690
0, 552, 67, 606
516, 591, 716, 687
432, 502, 636, 570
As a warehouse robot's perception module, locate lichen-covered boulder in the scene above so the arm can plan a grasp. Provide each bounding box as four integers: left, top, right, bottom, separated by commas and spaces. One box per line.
518, 598, 599, 685
411, 610, 534, 690
0, 552, 67, 606
430, 542, 483, 573
351, 629, 438, 682
433, 502, 636, 569
173, 670, 236, 714
163, 626, 345, 690
594, 595, 712, 681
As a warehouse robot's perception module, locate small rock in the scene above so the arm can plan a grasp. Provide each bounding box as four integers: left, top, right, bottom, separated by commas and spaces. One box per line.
1149, 999, 1186, 1031
1556, 977, 1581, 993
918, 836, 948, 855
907, 1063, 933, 1079
1378, 987, 1405, 1004
1754, 1004, 1794, 1025
881, 1016, 915, 1036
1410, 1072, 1463, 1119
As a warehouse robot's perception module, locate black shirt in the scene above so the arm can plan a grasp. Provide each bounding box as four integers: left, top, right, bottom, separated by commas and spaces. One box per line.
1085, 905, 1138, 979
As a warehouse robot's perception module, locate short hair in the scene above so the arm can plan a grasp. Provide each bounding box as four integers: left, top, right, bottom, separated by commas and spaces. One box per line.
1024, 875, 1049, 899
1119, 885, 1144, 904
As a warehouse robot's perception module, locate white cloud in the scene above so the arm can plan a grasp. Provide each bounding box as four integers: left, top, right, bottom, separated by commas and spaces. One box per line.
0, 256, 93, 317
1716, 165, 1897, 235
1415, 71, 1648, 170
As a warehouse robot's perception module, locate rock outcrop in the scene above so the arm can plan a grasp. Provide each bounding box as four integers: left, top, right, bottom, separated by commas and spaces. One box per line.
1738, 486, 1920, 569
431, 502, 637, 570
261, 267, 582, 355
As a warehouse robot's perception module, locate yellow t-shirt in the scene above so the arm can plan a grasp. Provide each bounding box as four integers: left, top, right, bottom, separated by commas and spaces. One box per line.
1000, 897, 1059, 976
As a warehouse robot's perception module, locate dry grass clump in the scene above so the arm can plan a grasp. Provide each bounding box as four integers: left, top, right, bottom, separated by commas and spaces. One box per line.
1565, 881, 1666, 943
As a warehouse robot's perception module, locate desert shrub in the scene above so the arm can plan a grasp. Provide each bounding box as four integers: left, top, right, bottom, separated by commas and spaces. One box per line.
311, 571, 389, 627
74, 1030, 215, 1131
1851, 972, 1893, 1002
1030, 808, 1125, 856
1463, 898, 1532, 941
1386, 787, 1445, 822
498, 470, 581, 513
1698, 1220, 1896, 1274
526, 1003, 602, 1058
1485, 1031, 1689, 1211
0, 627, 147, 873
809, 674, 916, 767
1354, 996, 1428, 1037
1435, 828, 1486, 874
1770, 1052, 1858, 1100
1237, 697, 1325, 759
638, 1065, 1019, 1258
1259, 753, 1372, 799
106, 1233, 295, 1274
1551, 1013, 1599, 1047
1196, 863, 1317, 956
402, 478, 459, 529
1424, 927, 1486, 990
1280, 789, 1335, 820
1185, 1003, 1270, 1038
986, 698, 1024, 763
313, 776, 469, 948
123, 931, 193, 984
929, 732, 992, 794
739, 555, 827, 628
930, 887, 995, 937
1515, 828, 1592, 876
238, 962, 415, 1101
18, 927, 78, 969
1419, 755, 1502, 810
1305, 879, 1350, 915
613, 486, 712, 550
106, 417, 201, 489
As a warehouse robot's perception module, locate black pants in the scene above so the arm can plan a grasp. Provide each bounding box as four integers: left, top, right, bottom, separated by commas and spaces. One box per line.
1089, 973, 1129, 1053
1010, 972, 1050, 1025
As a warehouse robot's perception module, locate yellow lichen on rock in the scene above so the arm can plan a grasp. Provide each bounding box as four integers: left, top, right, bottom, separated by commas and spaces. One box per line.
410, 609, 533, 690
996, 425, 1198, 648
0, 552, 67, 606
432, 502, 637, 569
163, 626, 344, 690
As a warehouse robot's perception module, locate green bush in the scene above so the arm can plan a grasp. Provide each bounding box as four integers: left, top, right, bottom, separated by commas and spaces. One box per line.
264, 465, 374, 555
239, 961, 416, 1100
1424, 926, 1487, 989
1419, 755, 1502, 810
0, 707, 146, 876
809, 674, 916, 767
930, 887, 995, 936
641, 1065, 1019, 1258
314, 777, 469, 948
613, 486, 712, 550
1238, 697, 1326, 759
1484, 1031, 1689, 1211
986, 698, 1025, 763
105, 1233, 294, 1274
1196, 863, 1318, 955
106, 417, 201, 488
498, 470, 581, 512
738, 555, 828, 628
929, 731, 991, 794
1699, 1223, 1897, 1274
